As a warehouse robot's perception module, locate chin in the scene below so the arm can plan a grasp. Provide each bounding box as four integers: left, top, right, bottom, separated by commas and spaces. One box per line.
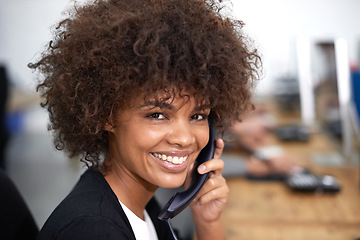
158, 175, 186, 189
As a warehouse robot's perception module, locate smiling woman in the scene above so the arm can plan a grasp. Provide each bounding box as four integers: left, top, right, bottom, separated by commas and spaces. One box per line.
28, 0, 261, 239
105, 94, 210, 190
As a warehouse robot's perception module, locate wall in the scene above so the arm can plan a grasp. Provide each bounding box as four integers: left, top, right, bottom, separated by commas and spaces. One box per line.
0, 0, 76, 91
231, 0, 360, 94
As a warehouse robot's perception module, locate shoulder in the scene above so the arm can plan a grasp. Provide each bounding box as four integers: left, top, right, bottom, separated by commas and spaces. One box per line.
53, 215, 133, 240
38, 168, 134, 240
38, 215, 134, 240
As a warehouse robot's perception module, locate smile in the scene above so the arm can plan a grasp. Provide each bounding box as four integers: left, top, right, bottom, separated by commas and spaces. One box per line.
152, 153, 188, 165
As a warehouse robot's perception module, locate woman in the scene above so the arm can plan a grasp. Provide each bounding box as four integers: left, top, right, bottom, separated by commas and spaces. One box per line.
29, 0, 260, 239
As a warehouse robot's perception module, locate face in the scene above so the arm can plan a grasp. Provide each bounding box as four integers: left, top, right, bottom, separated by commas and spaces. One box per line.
106, 93, 210, 191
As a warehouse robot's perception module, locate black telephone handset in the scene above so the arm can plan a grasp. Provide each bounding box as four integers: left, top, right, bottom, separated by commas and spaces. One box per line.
158, 120, 216, 221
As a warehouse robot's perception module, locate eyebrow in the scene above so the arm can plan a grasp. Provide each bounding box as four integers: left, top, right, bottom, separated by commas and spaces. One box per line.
139, 101, 210, 112
139, 101, 174, 110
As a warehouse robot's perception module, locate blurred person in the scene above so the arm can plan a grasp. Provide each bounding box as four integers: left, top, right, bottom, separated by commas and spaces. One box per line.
0, 65, 10, 170
227, 109, 303, 178
0, 169, 39, 240
28, 0, 261, 239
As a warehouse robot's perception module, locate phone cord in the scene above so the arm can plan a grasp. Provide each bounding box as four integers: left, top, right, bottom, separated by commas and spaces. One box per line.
167, 219, 178, 240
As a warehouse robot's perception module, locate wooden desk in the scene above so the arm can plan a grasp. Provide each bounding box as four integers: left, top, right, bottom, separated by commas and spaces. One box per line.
222, 133, 360, 240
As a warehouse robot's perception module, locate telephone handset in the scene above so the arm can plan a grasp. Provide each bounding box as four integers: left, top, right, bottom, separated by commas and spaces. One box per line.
158, 119, 216, 221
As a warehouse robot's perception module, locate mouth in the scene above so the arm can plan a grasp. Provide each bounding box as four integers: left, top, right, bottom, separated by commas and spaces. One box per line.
151, 153, 189, 165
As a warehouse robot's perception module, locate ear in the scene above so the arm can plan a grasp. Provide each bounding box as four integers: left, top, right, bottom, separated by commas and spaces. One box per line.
104, 122, 115, 133
104, 104, 117, 133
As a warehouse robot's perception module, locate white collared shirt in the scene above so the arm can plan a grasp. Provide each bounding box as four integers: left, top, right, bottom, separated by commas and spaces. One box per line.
119, 201, 159, 240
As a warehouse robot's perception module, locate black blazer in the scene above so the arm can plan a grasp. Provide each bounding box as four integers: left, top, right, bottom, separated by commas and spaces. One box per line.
37, 168, 175, 240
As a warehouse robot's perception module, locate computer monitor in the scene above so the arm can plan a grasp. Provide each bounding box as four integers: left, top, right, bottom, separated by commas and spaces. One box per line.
296, 37, 354, 158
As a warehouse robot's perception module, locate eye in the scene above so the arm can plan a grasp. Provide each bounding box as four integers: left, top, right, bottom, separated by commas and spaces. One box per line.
148, 112, 166, 120
191, 114, 208, 121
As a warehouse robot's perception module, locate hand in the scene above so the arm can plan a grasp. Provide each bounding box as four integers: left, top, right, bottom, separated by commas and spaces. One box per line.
247, 154, 302, 176
229, 117, 269, 151
189, 138, 229, 223
267, 155, 302, 174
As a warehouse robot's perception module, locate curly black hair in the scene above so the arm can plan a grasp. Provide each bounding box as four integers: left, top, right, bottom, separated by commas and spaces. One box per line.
29, 0, 261, 169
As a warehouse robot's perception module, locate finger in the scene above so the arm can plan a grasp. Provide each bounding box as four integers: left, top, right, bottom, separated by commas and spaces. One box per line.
213, 138, 224, 159
195, 178, 229, 205
197, 175, 226, 196
196, 139, 224, 176
197, 186, 229, 206
197, 158, 224, 176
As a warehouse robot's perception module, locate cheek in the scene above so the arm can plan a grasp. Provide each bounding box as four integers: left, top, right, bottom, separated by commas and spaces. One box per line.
196, 126, 211, 152
125, 126, 165, 152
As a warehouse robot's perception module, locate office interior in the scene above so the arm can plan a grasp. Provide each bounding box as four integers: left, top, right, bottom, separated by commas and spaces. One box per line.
1, 0, 359, 239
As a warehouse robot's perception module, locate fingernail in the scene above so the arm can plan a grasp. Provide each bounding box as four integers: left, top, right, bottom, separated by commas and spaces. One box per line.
198, 165, 206, 174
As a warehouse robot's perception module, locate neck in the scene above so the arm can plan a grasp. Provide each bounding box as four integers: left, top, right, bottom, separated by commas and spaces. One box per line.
103, 156, 157, 220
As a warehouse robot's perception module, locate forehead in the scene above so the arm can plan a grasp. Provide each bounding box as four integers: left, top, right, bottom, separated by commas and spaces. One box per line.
136, 89, 210, 109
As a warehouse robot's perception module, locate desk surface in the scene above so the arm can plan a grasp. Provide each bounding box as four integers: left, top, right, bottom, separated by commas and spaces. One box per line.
222, 132, 360, 240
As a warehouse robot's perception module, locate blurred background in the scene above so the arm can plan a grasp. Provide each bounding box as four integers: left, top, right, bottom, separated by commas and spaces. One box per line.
0, 0, 359, 239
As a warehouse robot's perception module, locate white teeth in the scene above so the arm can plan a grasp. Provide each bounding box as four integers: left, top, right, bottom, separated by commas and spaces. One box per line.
153, 153, 188, 165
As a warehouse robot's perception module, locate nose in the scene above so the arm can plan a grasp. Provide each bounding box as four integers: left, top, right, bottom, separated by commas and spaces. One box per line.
167, 120, 196, 147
